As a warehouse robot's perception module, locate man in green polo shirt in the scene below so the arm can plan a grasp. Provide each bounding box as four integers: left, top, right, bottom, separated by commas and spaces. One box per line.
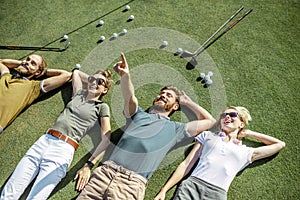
0, 54, 72, 133
76, 53, 216, 200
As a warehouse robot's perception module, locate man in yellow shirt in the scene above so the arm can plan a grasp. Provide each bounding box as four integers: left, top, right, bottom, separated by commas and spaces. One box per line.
0, 54, 72, 133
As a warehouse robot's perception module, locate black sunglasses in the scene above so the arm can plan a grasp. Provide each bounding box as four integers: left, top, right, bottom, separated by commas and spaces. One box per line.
220, 112, 239, 119
88, 76, 106, 86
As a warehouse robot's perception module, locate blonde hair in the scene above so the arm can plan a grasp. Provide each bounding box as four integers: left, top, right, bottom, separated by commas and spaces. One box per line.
216, 106, 252, 132
227, 106, 252, 125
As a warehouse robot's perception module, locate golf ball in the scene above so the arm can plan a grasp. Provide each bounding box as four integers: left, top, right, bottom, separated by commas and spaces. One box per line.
112, 33, 118, 38
206, 79, 213, 86
121, 29, 127, 34
63, 35, 68, 40
125, 5, 130, 11
204, 75, 211, 81
75, 64, 81, 69
129, 15, 135, 20
176, 48, 183, 54
207, 71, 213, 77
199, 73, 205, 79
98, 20, 104, 26
162, 41, 168, 46
99, 36, 105, 41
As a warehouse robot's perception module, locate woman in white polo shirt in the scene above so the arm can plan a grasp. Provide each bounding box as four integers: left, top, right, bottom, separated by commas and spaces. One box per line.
154, 106, 285, 200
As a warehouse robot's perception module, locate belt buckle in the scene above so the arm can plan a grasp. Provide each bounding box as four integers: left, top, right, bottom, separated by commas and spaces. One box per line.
116, 165, 121, 172
58, 133, 67, 142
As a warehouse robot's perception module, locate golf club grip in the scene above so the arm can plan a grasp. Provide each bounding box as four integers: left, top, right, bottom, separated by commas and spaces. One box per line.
197, 8, 253, 55
230, 8, 253, 28
194, 6, 244, 56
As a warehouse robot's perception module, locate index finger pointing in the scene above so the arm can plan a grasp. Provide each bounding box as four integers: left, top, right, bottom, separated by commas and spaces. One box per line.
120, 52, 127, 66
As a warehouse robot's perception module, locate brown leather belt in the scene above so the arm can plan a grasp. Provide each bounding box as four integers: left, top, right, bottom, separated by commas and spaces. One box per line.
47, 129, 79, 150
103, 161, 148, 185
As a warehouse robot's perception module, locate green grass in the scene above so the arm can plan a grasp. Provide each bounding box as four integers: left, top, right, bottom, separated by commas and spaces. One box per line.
0, 0, 299, 199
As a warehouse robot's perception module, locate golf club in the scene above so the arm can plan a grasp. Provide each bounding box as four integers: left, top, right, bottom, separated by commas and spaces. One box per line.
181, 6, 244, 58
188, 7, 253, 66
0, 42, 71, 52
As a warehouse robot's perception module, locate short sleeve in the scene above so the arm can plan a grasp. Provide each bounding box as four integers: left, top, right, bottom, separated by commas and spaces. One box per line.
195, 131, 209, 144
98, 103, 110, 117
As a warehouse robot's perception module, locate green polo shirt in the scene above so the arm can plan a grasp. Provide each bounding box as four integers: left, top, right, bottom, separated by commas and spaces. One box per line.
50, 91, 110, 142
109, 107, 190, 179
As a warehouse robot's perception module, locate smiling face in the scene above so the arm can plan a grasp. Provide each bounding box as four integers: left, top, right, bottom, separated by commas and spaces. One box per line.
17, 54, 43, 78
87, 73, 108, 98
220, 108, 245, 133
152, 89, 179, 113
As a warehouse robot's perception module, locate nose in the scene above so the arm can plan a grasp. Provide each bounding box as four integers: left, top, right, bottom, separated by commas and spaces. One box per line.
224, 114, 231, 120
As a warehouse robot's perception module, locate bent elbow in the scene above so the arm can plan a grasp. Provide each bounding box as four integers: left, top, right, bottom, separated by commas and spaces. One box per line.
279, 141, 286, 149
64, 71, 72, 81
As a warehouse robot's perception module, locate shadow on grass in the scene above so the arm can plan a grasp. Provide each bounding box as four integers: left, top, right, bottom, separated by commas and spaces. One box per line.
18, 0, 135, 60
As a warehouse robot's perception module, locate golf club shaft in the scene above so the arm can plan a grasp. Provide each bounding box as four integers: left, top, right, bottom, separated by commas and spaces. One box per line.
195, 8, 253, 57
194, 6, 244, 56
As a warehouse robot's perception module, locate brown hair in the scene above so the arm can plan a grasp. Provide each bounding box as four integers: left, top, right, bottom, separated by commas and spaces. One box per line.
160, 85, 182, 104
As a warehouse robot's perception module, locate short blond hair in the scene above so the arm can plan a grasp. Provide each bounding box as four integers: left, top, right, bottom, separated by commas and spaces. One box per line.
227, 106, 252, 125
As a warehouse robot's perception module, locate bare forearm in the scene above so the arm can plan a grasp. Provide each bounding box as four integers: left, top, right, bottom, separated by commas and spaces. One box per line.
88, 136, 110, 165
0, 59, 21, 69
160, 163, 187, 193
45, 68, 71, 77
120, 73, 138, 115
246, 130, 285, 146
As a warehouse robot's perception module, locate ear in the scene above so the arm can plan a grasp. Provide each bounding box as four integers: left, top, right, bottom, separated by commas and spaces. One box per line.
172, 102, 179, 111
239, 121, 245, 129
34, 71, 43, 79
102, 87, 108, 94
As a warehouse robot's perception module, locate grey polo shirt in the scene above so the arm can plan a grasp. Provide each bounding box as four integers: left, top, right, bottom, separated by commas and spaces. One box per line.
50, 91, 110, 142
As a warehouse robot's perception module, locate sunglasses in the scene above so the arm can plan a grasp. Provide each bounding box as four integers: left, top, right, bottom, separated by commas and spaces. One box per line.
220, 112, 239, 119
88, 76, 106, 86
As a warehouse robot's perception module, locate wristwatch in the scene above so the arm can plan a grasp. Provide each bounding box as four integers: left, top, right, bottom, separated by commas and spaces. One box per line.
86, 161, 94, 169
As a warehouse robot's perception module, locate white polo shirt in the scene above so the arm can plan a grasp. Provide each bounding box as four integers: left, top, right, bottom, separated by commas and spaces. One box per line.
191, 131, 254, 191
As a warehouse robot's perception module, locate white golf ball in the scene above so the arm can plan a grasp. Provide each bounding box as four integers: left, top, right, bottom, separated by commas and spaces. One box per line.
129, 15, 135, 20
99, 36, 105, 41
176, 48, 183, 54
207, 71, 213, 77
75, 64, 81, 69
199, 73, 205, 79
63, 35, 68, 40
121, 29, 127, 34
112, 33, 118, 38
125, 5, 130, 11
98, 20, 104, 25
205, 75, 211, 81
206, 79, 213, 85
162, 41, 168, 46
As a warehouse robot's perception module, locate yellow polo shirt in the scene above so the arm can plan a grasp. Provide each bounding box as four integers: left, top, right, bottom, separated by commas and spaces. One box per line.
0, 73, 42, 132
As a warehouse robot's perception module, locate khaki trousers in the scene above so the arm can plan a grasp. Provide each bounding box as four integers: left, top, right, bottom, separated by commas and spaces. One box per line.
77, 161, 147, 200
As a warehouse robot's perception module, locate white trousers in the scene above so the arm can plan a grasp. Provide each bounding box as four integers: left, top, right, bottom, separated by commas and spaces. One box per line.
0, 134, 75, 200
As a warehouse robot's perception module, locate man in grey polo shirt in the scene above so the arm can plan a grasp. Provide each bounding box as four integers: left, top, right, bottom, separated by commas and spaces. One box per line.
77, 53, 216, 200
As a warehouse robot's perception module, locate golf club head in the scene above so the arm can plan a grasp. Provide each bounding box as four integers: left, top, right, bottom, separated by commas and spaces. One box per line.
189, 57, 198, 67
180, 50, 195, 58
59, 42, 71, 51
